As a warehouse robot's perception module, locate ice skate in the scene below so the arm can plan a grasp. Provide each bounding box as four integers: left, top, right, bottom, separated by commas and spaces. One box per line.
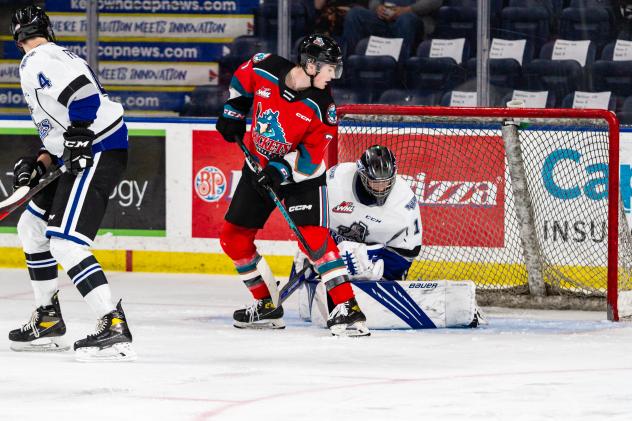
327, 297, 370, 337
9, 291, 69, 352
233, 298, 285, 329
74, 300, 136, 362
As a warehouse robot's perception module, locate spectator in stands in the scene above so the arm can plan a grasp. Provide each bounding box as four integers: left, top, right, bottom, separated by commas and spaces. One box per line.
342, 0, 443, 60
314, 0, 369, 36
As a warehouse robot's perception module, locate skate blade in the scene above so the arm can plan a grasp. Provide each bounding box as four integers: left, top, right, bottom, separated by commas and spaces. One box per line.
233, 319, 285, 330
75, 342, 137, 362
10, 337, 70, 352
330, 321, 371, 337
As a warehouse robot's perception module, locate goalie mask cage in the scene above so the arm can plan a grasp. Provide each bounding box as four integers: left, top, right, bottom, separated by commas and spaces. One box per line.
334, 105, 632, 321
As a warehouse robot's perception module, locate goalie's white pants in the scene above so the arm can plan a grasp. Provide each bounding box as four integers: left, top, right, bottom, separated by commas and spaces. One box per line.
299, 279, 480, 329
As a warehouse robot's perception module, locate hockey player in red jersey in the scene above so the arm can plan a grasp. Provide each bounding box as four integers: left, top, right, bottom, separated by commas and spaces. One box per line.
215, 34, 369, 337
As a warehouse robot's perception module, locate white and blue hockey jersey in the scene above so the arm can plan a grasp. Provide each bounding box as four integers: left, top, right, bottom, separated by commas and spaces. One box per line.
327, 162, 422, 280
19, 42, 127, 158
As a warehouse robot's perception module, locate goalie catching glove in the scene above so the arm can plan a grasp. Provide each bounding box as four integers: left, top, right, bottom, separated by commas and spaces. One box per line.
338, 241, 384, 280
62, 123, 95, 175
12, 156, 47, 190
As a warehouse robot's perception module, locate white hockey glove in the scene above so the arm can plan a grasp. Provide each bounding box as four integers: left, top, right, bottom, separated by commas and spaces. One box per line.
337, 241, 384, 280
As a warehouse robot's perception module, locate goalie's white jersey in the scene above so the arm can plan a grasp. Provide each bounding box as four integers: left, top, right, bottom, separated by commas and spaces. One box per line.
327, 162, 422, 257
19, 42, 125, 158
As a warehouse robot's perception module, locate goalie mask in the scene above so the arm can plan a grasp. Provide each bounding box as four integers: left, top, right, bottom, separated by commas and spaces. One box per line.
357, 145, 397, 206
298, 34, 343, 84
10, 6, 56, 54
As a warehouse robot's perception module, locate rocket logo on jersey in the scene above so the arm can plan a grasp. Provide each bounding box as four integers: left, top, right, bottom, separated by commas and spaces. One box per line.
332, 201, 354, 213
252, 102, 291, 158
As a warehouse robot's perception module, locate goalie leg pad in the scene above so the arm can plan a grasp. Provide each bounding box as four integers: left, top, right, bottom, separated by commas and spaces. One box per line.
306, 280, 480, 329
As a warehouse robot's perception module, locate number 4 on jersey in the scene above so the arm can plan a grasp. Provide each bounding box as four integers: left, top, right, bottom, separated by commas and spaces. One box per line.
37, 72, 52, 89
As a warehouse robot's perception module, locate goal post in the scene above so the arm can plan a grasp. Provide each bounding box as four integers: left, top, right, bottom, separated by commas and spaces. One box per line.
334, 105, 631, 321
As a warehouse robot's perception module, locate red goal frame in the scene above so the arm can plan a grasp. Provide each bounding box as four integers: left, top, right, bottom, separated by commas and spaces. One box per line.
334, 105, 621, 320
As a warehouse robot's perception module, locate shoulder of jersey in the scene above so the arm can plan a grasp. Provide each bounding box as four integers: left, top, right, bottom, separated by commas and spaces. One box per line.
328, 162, 355, 181
305, 88, 337, 126
251, 53, 289, 71
394, 176, 419, 210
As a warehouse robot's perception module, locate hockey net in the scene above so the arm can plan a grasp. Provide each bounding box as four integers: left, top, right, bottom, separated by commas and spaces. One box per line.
335, 105, 632, 321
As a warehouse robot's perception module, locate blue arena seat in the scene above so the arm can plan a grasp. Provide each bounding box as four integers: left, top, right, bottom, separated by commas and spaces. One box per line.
405, 39, 469, 92
465, 39, 535, 89
618, 96, 632, 124
500, 1, 552, 51
433, 6, 478, 48
345, 38, 400, 102
592, 42, 632, 97
332, 87, 365, 105
559, 3, 613, 48
523, 40, 596, 105
378, 89, 441, 105
254, 0, 313, 46
218, 36, 271, 78
180, 85, 229, 117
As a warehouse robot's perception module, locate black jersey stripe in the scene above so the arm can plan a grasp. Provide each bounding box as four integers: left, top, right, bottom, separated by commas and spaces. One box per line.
57, 75, 92, 107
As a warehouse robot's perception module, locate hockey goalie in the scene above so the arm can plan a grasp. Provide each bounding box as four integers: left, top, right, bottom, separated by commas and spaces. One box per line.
293, 145, 483, 329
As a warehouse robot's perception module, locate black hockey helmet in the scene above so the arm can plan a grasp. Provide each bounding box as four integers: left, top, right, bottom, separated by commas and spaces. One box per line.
10, 5, 55, 52
357, 145, 397, 206
298, 34, 343, 79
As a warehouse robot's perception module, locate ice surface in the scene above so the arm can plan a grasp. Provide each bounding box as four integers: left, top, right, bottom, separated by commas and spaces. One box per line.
1, 269, 631, 421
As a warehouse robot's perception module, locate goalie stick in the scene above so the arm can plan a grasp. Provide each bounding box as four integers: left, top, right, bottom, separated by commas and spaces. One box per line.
277, 260, 313, 305
0, 167, 63, 222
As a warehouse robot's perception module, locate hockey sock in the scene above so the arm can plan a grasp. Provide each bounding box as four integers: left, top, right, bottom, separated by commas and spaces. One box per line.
314, 251, 355, 305
235, 254, 271, 300
25, 251, 59, 307
328, 282, 355, 306
67, 256, 115, 317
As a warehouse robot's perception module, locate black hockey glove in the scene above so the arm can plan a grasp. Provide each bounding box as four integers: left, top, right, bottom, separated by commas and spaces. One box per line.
12, 156, 46, 190
216, 115, 246, 144
63, 125, 95, 175
254, 164, 285, 196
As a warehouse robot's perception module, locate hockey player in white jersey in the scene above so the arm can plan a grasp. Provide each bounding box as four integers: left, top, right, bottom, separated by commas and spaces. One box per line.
327, 145, 422, 280
293, 145, 421, 313
294, 144, 421, 282
7, 6, 135, 361
294, 145, 482, 328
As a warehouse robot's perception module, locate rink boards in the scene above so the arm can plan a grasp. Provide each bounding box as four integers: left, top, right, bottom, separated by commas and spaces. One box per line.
0, 116, 630, 290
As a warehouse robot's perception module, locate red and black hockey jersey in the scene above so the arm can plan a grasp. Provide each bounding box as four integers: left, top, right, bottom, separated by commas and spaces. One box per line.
222, 53, 338, 183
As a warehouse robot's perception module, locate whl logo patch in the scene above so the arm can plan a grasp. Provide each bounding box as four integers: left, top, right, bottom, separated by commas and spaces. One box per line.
332, 201, 354, 213
256, 87, 271, 98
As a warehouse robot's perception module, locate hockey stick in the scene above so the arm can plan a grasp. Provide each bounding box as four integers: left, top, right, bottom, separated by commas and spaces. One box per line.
277, 261, 314, 305
235, 137, 328, 262
0, 167, 63, 222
